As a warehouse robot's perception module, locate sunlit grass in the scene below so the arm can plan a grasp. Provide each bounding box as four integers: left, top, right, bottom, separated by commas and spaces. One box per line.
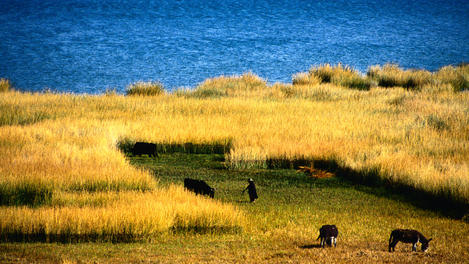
0, 187, 244, 242
307, 63, 372, 90
0, 78, 12, 92
0, 92, 245, 240
432, 64, 469, 91
125, 81, 165, 96
367, 64, 432, 90
1, 86, 468, 205
0, 64, 467, 243
190, 72, 269, 98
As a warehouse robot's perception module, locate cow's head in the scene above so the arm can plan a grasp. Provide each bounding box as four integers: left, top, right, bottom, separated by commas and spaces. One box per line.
421, 238, 432, 252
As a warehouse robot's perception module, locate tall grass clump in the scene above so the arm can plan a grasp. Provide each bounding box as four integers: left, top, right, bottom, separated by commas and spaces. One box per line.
367, 64, 432, 90
192, 73, 268, 97
292, 72, 321, 86
308, 64, 372, 90
433, 64, 469, 91
125, 81, 165, 96
0, 78, 12, 92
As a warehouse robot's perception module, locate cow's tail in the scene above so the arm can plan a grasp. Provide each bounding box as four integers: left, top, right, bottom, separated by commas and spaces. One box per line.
388, 232, 394, 245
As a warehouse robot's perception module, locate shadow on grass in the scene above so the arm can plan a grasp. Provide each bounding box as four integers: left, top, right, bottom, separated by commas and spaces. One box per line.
265, 157, 468, 219
170, 226, 242, 235
0, 232, 141, 243
299, 244, 322, 249
118, 139, 232, 156
0, 226, 243, 243
0, 183, 53, 207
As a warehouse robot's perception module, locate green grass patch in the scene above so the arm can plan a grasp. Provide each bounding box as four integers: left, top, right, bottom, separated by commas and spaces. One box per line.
0, 181, 53, 207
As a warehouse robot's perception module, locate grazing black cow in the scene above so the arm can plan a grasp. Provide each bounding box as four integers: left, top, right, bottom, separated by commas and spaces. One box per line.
132, 142, 158, 158
184, 178, 215, 198
389, 229, 432, 252
317, 225, 338, 247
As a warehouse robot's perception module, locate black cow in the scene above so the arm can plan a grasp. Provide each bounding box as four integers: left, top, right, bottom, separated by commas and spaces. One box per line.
132, 142, 158, 158
389, 229, 432, 252
184, 178, 215, 198
317, 225, 338, 247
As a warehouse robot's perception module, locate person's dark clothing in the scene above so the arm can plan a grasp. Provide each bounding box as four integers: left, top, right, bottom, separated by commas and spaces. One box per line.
243, 181, 258, 202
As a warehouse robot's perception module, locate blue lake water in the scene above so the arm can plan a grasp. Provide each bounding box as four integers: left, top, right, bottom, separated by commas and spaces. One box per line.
1, 0, 468, 93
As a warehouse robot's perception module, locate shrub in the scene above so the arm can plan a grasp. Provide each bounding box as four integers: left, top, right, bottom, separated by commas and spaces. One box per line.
125, 81, 165, 96
0, 78, 12, 92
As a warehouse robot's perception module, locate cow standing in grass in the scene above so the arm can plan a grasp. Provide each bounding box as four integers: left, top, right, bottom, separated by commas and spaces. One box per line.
132, 142, 159, 158
389, 229, 432, 252
184, 178, 215, 198
317, 225, 338, 247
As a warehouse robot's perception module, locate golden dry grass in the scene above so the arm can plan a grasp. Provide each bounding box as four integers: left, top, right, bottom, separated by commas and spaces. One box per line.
2, 86, 468, 203
125, 81, 165, 96
0, 92, 245, 240
0, 186, 244, 242
0, 78, 11, 92
0, 65, 467, 242
367, 63, 469, 91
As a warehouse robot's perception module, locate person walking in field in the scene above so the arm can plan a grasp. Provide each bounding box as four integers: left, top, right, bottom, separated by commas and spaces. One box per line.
243, 178, 258, 203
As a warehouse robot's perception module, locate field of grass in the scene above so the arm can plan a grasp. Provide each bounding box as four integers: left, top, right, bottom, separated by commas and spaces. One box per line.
0, 64, 468, 262
1, 153, 468, 263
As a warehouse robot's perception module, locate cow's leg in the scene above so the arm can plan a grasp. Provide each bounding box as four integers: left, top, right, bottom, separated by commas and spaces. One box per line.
389, 240, 398, 252
412, 243, 417, 252
333, 237, 337, 247
320, 237, 325, 247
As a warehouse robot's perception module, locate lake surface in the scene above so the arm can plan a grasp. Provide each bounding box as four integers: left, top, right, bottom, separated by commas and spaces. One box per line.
1, 0, 468, 93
